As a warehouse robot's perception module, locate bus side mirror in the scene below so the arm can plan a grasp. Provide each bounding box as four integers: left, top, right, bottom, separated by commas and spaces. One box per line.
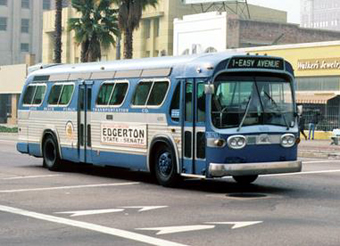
297, 105, 303, 116
204, 84, 215, 94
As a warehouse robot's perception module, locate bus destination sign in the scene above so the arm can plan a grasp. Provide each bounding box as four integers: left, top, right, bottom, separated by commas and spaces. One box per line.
228, 57, 284, 70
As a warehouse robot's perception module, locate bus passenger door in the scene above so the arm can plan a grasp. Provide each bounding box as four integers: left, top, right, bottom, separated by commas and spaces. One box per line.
182, 80, 206, 175
78, 81, 93, 163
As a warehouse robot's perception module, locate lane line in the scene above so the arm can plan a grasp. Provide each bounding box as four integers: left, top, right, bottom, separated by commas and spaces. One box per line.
0, 204, 189, 246
264, 169, 340, 177
0, 182, 139, 193
1, 174, 62, 180
0, 139, 17, 143
302, 160, 340, 164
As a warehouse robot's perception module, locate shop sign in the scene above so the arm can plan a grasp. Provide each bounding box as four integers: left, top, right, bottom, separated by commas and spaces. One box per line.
297, 58, 340, 71
101, 123, 147, 148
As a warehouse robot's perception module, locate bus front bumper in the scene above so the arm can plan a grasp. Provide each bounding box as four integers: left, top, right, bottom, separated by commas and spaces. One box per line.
208, 160, 302, 177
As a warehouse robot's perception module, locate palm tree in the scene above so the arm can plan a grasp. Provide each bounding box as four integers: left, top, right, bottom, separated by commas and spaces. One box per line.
68, 0, 120, 62
114, 0, 158, 59
54, 0, 63, 63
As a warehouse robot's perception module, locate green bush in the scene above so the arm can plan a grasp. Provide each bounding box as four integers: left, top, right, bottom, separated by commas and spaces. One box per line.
0, 126, 18, 133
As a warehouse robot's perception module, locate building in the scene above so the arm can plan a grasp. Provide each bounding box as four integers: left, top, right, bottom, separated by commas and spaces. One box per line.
174, 11, 340, 56
236, 41, 340, 132
42, 0, 289, 63
0, 0, 64, 66
301, 0, 340, 31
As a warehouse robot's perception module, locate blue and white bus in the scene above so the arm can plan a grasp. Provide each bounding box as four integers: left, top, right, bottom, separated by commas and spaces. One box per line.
17, 52, 302, 186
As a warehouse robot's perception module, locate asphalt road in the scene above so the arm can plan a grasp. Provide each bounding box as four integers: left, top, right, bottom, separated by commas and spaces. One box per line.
0, 138, 340, 246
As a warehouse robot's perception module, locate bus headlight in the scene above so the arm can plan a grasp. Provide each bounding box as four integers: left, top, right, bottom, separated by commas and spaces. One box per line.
227, 135, 247, 149
281, 134, 296, 148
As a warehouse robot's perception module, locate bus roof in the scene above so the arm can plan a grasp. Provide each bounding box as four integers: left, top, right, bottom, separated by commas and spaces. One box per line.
29, 51, 291, 80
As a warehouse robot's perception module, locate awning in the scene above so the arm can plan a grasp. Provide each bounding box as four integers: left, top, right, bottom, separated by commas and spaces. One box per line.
296, 93, 338, 104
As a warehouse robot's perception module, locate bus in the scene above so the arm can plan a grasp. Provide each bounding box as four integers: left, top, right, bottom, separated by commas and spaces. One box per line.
17, 52, 302, 186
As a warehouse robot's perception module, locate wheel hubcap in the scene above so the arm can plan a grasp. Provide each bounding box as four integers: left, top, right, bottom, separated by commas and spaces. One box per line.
158, 152, 172, 176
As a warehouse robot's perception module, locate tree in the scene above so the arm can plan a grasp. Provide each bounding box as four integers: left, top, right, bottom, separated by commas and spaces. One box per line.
114, 0, 158, 59
68, 0, 120, 62
54, 0, 63, 63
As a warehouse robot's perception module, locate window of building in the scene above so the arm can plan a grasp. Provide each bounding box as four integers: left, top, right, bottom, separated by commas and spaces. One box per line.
43, 0, 51, 10
21, 19, 29, 33
20, 43, 29, 52
0, 0, 7, 6
96, 81, 129, 106
22, 84, 47, 106
21, 0, 30, 9
0, 17, 6, 31
154, 18, 160, 37
132, 80, 169, 106
144, 19, 150, 38
48, 83, 74, 106
204, 47, 217, 53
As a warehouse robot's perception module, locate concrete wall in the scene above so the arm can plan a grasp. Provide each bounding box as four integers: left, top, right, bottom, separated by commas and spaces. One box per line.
238, 19, 340, 48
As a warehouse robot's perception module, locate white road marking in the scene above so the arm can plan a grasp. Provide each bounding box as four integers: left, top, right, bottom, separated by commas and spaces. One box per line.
0, 139, 17, 143
137, 225, 215, 235
56, 209, 125, 217
205, 221, 263, 229
1, 174, 62, 180
302, 160, 340, 164
137, 221, 263, 235
0, 182, 139, 193
264, 169, 340, 177
120, 206, 168, 212
0, 205, 189, 246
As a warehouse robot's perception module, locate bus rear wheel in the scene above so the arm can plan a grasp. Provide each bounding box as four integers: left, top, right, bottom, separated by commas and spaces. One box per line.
43, 135, 63, 171
233, 175, 258, 185
154, 144, 179, 187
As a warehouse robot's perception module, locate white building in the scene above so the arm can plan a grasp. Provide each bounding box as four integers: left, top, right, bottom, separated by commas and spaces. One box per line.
0, 0, 63, 66
174, 12, 227, 56
301, 0, 340, 31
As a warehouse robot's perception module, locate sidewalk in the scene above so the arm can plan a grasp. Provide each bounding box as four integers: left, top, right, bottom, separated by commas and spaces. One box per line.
298, 138, 340, 159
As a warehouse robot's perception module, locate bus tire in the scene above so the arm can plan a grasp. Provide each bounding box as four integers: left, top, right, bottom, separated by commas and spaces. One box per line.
42, 135, 63, 171
233, 175, 258, 184
154, 144, 179, 187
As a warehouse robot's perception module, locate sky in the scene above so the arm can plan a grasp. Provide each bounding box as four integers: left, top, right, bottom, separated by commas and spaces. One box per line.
247, 0, 301, 24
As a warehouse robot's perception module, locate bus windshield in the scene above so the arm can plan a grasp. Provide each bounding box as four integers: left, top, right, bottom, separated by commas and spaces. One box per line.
211, 75, 295, 129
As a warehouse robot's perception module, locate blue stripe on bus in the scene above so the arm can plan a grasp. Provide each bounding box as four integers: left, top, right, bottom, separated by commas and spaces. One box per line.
207, 144, 297, 164
60, 147, 148, 171
28, 143, 42, 157
17, 142, 29, 154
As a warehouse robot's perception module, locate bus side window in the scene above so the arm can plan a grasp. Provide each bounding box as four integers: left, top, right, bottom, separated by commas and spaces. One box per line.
169, 83, 180, 121
109, 83, 128, 106
132, 81, 153, 106
23, 85, 36, 105
197, 83, 205, 122
48, 84, 63, 105
97, 83, 114, 105
32, 85, 47, 105
147, 81, 169, 106
59, 84, 74, 105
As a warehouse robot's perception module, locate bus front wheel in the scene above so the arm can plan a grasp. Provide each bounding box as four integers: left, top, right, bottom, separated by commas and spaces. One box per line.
154, 144, 179, 187
233, 175, 258, 184
43, 135, 63, 171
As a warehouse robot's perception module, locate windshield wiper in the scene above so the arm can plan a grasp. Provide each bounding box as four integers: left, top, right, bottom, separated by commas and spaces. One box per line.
263, 91, 290, 130
237, 95, 252, 132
